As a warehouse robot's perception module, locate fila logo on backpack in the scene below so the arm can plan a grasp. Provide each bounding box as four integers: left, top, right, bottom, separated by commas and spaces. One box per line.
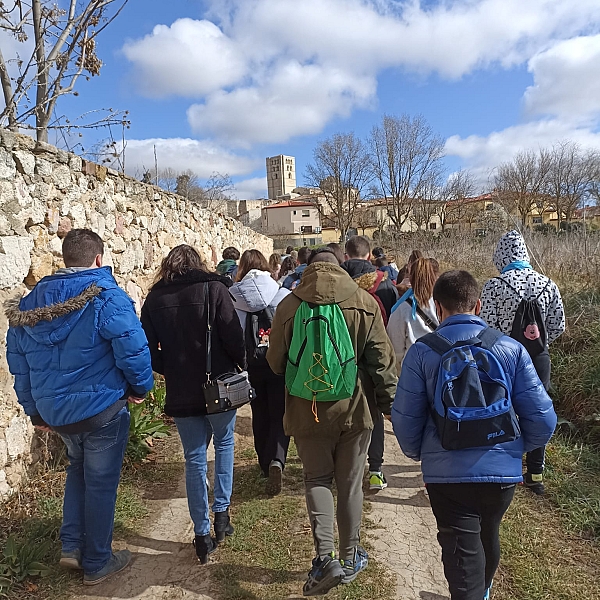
420, 327, 521, 451
285, 301, 358, 422
496, 278, 550, 358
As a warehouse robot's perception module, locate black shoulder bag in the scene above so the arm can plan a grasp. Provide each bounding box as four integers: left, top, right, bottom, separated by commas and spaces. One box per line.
202, 284, 255, 414
405, 296, 438, 332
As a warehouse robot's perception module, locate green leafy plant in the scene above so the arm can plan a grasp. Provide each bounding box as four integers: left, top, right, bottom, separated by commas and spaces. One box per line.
0, 535, 52, 594
127, 401, 170, 462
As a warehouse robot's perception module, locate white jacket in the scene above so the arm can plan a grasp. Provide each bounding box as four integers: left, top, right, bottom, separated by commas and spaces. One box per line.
230, 269, 290, 330
387, 297, 438, 374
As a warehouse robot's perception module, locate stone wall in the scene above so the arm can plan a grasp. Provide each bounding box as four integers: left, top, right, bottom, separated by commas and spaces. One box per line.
0, 129, 272, 497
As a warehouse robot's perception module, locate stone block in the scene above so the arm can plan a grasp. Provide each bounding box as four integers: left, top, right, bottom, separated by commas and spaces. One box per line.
52, 164, 72, 190
69, 203, 87, 228
0, 147, 16, 179
29, 225, 49, 249
97, 165, 107, 182
110, 236, 126, 253
0, 440, 7, 470
0, 214, 11, 235
34, 141, 58, 155
49, 236, 63, 256
46, 207, 60, 234
0, 180, 15, 206
56, 149, 69, 164
68, 154, 82, 172
57, 217, 72, 238
13, 150, 35, 175
25, 252, 53, 285
5, 415, 30, 460
0, 129, 17, 149
0, 470, 10, 498
35, 157, 53, 177
0, 236, 33, 289
143, 242, 154, 269
17, 135, 36, 151
115, 214, 124, 234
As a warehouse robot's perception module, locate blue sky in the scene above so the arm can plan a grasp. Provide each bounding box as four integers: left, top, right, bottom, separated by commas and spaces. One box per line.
37, 1, 600, 197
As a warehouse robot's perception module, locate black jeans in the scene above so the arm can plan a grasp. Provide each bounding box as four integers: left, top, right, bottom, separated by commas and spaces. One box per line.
248, 367, 290, 476
526, 350, 551, 474
367, 411, 384, 472
427, 483, 516, 600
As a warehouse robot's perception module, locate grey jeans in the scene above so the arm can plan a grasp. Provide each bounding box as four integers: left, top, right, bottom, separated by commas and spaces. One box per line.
295, 428, 371, 561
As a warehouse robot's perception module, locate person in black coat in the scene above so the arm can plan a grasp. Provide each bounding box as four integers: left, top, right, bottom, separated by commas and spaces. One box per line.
141, 245, 245, 564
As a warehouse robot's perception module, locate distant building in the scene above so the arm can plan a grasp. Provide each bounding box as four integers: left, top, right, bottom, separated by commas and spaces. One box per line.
262, 199, 322, 247
266, 155, 296, 199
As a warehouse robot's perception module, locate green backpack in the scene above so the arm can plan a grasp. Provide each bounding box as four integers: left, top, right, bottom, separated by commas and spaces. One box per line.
286, 301, 358, 421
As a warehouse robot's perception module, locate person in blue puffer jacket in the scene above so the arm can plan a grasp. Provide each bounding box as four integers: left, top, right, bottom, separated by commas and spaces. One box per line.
392, 269, 556, 600
5, 229, 154, 586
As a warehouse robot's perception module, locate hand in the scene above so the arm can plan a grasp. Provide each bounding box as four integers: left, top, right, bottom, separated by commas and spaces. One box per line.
34, 425, 52, 433
127, 395, 145, 405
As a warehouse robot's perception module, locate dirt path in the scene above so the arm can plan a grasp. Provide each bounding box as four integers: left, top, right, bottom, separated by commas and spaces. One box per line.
69, 407, 448, 600
366, 420, 449, 600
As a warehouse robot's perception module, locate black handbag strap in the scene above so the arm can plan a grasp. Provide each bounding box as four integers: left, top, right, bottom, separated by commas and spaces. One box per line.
205, 283, 212, 379
405, 296, 438, 331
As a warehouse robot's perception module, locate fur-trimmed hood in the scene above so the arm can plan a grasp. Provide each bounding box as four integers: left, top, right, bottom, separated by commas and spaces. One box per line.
4, 266, 121, 346
5, 285, 102, 328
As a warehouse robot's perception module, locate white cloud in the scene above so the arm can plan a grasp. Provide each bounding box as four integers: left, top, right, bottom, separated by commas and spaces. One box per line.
121, 19, 247, 98
123, 138, 260, 179
123, 0, 600, 147
232, 177, 268, 200
524, 35, 600, 121
445, 120, 600, 183
187, 61, 375, 147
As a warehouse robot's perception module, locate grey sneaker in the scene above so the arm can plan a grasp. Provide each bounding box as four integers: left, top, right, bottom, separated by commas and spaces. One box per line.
83, 550, 132, 586
59, 549, 82, 570
340, 546, 368, 584
303, 553, 345, 596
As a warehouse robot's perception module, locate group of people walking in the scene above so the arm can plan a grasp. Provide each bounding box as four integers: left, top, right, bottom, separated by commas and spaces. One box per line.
4, 226, 564, 599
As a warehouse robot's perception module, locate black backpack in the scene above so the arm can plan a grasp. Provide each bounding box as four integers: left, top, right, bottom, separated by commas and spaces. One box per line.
496, 278, 550, 358
245, 306, 276, 367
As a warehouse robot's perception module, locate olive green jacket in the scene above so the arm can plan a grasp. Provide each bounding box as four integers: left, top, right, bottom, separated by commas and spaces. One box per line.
266, 262, 398, 437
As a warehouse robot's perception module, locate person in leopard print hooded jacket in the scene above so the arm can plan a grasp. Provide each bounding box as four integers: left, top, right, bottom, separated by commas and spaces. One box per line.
481, 229, 565, 495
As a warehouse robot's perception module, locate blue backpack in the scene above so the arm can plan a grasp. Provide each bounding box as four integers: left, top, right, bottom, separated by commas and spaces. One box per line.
419, 327, 521, 450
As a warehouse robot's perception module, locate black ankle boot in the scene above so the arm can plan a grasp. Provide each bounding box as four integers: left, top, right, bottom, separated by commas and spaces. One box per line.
193, 534, 217, 564
214, 509, 234, 543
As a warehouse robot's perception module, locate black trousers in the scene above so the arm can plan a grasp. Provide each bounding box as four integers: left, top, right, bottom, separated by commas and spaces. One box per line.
367, 411, 384, 472
526, 351, 551, 474
248, 367, 290, 476
427, 483, 516, 600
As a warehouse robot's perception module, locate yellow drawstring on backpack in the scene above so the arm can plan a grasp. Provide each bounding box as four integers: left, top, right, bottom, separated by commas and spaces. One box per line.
312, 394, 319, 423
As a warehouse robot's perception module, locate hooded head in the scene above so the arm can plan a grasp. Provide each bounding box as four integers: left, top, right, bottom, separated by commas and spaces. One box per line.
493, 230, 530, 272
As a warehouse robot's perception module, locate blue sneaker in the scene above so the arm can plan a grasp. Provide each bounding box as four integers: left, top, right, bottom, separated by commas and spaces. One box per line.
303, 553, 345, 596
340, 545, 368, 584
83, 550, 132, 586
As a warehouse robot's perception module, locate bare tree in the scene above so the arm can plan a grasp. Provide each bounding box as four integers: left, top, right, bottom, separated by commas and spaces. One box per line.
0, 0, 128, 142
305, 132, 372, 242
157, 167, 179, 193
437, 169, 477, 231
547, 141, 600, 225
493, 149, 551, 227
197, 172, 234, 212
369, 114, 445, 231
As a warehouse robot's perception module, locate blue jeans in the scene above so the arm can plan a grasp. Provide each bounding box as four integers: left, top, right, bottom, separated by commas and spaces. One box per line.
59, 408, 130, 574
175, 411, 236, 536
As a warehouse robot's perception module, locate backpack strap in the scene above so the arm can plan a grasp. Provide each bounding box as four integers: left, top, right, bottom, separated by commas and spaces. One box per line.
419, 332, 453, 355
535, 278, 552, 301
494, 276, 521, 298
405, 297, 437, 332
475, 326, 503, 350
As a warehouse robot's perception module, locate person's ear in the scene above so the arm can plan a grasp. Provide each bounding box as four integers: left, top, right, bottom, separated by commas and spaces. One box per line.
434, 300, 442, 323
474, 298, 482, 316
95, 254, 103, 268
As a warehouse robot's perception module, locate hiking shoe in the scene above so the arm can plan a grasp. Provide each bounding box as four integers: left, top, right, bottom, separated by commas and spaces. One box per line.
83, 550, 132, 586
340, 546, 368, 584
369, 471, 388, 491
303, 553, 345, 596
524, 472, 545, 495
483, 579, 494, 600
266, 460, 283, 496
59, 549, 82, 570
